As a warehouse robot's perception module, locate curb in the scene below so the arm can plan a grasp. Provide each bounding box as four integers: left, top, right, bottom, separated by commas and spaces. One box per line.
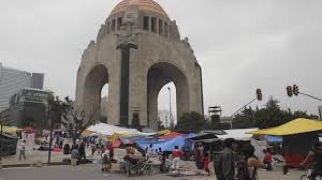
2, 161, 70, 169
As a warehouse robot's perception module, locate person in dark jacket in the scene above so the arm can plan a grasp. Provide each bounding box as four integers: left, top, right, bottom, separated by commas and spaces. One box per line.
78, 142, 86, 161
216, 138, 237, 180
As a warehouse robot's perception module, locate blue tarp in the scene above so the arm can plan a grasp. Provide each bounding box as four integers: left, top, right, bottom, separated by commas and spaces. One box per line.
134, 133, 196, 152
265, 135, 282, 143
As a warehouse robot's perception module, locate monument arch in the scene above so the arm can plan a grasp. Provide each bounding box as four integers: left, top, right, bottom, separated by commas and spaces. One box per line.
75, 0, 204, 130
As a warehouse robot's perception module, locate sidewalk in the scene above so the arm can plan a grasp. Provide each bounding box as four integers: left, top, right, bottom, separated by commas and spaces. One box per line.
2, 150, 71, 167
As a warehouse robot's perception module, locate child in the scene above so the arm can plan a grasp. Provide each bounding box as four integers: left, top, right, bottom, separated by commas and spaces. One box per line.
202, 152, 210, 175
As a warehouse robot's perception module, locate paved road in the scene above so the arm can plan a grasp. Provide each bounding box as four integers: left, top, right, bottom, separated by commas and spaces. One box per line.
0, 163, 307, 180
0, 164, 176, 180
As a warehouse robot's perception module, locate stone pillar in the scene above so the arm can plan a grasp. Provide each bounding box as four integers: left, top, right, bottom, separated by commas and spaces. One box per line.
155, 18, 159, 34
115, 18, 118, 32
148, 16, 151, 32
117, 43, 137, 126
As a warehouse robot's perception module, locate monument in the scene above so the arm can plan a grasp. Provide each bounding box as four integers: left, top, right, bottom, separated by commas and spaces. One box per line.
75, 0, 203, 130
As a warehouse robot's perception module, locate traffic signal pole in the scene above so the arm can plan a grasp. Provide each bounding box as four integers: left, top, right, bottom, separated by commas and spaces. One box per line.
286, 84, 322, 102
298, 92, 322, 102
230, 88, 263, 117
230, 98, 257, 117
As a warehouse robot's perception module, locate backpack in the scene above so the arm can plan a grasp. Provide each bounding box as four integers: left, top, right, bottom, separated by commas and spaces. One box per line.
236, 158, 257, 180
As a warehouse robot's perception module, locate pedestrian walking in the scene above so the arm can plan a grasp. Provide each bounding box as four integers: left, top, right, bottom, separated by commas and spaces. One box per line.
171, 145, 184, 170
263, 149, 273, 170
215, 138, 237, 180
236, 144, 264, 180
194, 142, 204, 169
19, 140, 26, 160
202, 152, 210, 175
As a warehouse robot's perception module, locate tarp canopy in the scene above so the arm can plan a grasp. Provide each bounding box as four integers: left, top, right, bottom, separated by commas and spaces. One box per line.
0, 125, 21, 134
265, 135, 283, 143
192, 128, 257, 143
159, 132, 186, 140
85, 122, 155, 136
135, 133, 196, 152
216, 128, 258, 140
247, 118, 322, 136
188, 133, 218, 141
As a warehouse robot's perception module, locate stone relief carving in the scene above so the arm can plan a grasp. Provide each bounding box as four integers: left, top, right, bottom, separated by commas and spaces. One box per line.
117, 7, 140, 47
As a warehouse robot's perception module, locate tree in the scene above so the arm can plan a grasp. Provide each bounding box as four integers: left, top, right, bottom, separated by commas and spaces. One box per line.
157, 120, 165, 130
175, 111, 206, 132
233, 96, 319, 129
49, 96, 100, 144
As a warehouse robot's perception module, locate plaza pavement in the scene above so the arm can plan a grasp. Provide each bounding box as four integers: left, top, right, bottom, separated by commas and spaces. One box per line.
0, 160, 308, 180
0, 151, 305, 180
0, 143, 308, 179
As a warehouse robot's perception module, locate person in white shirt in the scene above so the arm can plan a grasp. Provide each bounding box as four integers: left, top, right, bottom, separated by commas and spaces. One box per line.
19, 140, 26, 160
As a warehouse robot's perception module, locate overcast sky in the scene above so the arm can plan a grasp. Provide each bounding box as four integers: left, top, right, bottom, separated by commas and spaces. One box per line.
1, 0, 322, 119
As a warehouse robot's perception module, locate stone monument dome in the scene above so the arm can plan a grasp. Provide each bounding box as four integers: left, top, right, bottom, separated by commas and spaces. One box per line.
110, 0, 169, 19
75, 0, 203, 130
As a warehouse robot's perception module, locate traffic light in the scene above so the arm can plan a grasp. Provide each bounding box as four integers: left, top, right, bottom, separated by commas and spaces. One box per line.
293, 84, 299, 96
256, 88, 262, 101
286, 86, 293, 97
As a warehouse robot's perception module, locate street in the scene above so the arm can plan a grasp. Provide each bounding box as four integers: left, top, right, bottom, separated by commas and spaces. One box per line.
0, 163, 307, 180
0, 164, 177, 180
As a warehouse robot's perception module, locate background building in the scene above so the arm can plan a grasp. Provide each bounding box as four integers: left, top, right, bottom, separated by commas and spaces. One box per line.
158, 109, 171, 128
0, 63, 44, 113
6, 88, 53, 129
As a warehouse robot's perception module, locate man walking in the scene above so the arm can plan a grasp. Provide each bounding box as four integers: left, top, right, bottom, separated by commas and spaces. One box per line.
215, 138, 237, 180
19, 140, 26, 160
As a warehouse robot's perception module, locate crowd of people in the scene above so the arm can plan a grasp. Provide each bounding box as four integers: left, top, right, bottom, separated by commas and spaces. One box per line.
27, 130, 322, 180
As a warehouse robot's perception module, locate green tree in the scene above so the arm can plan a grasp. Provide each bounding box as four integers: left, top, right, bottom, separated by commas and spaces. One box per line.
175, 111, 206, 132
231, 106, 257, 129
49, 96, 99, 144
233, 96, 319, 129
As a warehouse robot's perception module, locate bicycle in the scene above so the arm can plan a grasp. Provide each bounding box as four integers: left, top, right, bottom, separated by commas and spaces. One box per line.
300, 168, 322, 180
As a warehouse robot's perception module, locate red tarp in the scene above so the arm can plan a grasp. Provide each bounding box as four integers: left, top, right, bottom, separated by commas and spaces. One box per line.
159, 132, 186, 140
22, 126, 36, 133
283, 132, 319, 167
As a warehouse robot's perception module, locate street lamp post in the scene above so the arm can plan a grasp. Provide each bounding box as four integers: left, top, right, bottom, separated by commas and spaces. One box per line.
167, 87, 173, 129
47, 104, 53, 164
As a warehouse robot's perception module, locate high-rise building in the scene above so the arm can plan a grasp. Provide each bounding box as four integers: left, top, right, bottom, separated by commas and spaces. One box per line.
0, 63, 44, 112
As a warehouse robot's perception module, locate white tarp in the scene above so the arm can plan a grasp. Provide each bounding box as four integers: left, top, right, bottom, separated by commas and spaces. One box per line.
86, 122, 155, 136
216, 128, 258, 140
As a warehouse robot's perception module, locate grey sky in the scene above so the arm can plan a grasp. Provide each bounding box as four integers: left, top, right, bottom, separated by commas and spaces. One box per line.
1, 0, 322, 118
